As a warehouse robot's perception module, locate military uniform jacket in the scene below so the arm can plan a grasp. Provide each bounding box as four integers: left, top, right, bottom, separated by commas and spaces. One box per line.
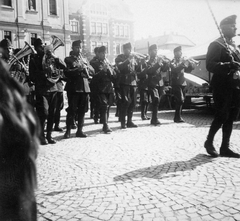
170, 57, 194, 86
146, 57, 165, 89
29, 54, 58, 95
115, 54, 140, 86
64, 54, 94, 93
206, 37, 240, 89
90, 58, 115, 94
137, 61, 148, 90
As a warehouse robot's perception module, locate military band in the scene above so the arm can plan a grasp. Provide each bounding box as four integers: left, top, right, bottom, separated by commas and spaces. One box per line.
1, 14, 240, 159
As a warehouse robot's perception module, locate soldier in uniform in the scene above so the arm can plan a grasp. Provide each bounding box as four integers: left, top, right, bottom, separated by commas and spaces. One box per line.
170, 46, 194, 123
0, 38, 13, 63
29, 38, 65, 145
115, 42, 140, 129
146, 44, 169, 125
204, 15, 240, 158
90, 46, 116, 133
138, 54, 150, 121
89, 46, 100, 123
64, 40, 94, 139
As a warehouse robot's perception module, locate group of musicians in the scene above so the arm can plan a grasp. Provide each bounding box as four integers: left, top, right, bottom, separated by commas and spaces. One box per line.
0, 14, 240, 158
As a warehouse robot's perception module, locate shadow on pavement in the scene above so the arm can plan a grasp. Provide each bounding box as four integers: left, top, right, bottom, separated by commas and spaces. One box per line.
113, 154, 214, 182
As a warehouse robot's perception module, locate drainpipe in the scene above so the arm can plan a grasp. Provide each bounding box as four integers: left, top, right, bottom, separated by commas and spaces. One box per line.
62, 0, 66, 57
41, 0, 45, 41
15, 0, 20, 47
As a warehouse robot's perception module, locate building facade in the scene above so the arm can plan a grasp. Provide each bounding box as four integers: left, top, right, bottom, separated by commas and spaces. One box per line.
0, 0, 72, 59
69, 0, 134, 63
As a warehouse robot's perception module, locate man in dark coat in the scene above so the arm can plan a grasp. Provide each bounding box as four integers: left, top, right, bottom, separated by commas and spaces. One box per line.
115, 42, 141, 129
146, 44, 169, 125
170, 46, 194, 123
204, 15, 240, 158
89, 46, 100, 123
29, 38, 65, 145
63, 40, 94, 139
90, 46, 116, 133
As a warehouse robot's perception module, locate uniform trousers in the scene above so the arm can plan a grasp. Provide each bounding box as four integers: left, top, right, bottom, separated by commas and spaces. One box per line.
35, 91, 57, 137
207, 86, 240, 150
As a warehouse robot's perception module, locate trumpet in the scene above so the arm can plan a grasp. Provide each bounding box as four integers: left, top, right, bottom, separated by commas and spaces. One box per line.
103, 59, 116, 76
181, 56, 201, 66
77, 53, 90, 78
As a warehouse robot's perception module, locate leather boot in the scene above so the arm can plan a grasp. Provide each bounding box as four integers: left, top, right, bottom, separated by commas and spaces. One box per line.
120, 106, 127, 129
46, 131, 56, 144
145, 103, 150, 120
127, 111, 138, 128
174, 104, 184, 123
64, 116, 72, 139
150, 105, 161, 126
101, 106, 112, 133
76, 112, 87, 138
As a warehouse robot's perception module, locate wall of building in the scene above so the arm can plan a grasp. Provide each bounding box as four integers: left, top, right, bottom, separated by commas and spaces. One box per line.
0, 0, 71, 60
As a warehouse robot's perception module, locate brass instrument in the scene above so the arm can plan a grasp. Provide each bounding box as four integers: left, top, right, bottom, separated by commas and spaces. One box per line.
42, 35, 65, 83
103, 58, 116, 77
77, 52, 90, 79
9, 41, 35, 83
181, 56, 201, 67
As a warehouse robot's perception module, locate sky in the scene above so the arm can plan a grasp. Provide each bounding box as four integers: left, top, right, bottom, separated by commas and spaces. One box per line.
124, 0, 240, 46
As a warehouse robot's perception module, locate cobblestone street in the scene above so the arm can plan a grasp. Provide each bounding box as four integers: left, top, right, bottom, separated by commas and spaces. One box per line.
37, 108, 240, 221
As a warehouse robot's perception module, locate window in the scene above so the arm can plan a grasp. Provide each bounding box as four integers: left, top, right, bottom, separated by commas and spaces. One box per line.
31, 33, 37, 46
124, 25, 129, 37
2, 0, 12, 6
97, 42, 103, 47
115, 25, 119, 36
102, 23, 108, 35
103, 42, 108, 53
28, 0, 36, 10
91, 22, 96, 34
4, 31, 12, 42
119, 26, 124, 37
49, 0, 57, 15
96, 23, 101, 34
91, 41, 97, 53
116, 43, 121, 55
71, 21, 78, 33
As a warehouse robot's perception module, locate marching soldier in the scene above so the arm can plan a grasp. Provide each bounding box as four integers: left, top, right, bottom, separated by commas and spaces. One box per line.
63, 40, 94, 139
0, 38, 13, 63
204, 15, 240, 158
146, 44, 169, 125
170, 46, 195, 123
138, 54, 150, 121
115, 42, 141, 129
89, 46, 100, 123
29, 38, 66, 145
90, 46, 116, 133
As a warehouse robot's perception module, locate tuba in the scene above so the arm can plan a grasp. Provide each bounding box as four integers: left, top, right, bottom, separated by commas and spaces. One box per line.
9, 41, 35, 69
9, 41, 35, 83
42, 35, 65, 84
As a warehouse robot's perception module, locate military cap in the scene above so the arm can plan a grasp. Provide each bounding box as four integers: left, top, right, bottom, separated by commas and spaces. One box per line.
220, 15, 237, 26
94, 46, 99, 54
173, 46, 182, 53
98, 46, 107, 53
123, 42, 132, 50
72, 40, 81, 47
0, 38, 12, 49
149, 44, 158, 51
34, 38, 43, 48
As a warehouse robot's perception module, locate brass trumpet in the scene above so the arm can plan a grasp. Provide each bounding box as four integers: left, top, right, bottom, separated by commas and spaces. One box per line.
182, 56, 201, 66
103, 59, 116, 76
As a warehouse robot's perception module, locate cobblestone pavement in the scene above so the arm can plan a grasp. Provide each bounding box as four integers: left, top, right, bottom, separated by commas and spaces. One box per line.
36, 108, 240, 221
